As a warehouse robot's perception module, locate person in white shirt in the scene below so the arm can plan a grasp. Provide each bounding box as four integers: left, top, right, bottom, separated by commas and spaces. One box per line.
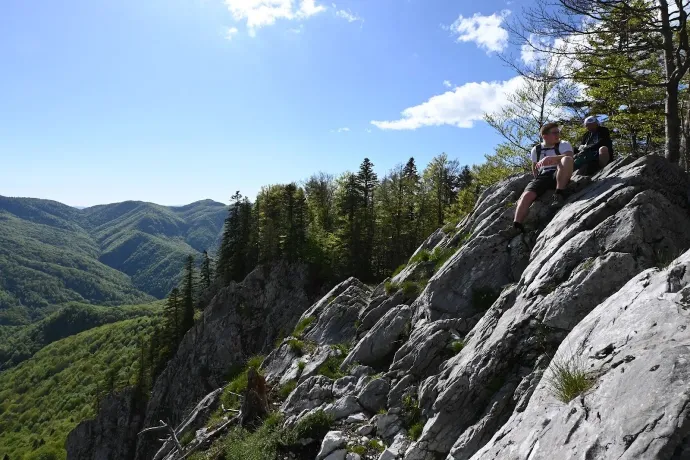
509, 122, 575, 234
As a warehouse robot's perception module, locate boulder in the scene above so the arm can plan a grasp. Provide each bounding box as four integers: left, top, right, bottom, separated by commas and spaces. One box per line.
305, 284, 370, 345
317, 431, 347, 459
404, 157, 690, 459
282, 375, 334, 417
323, 395, 363, 420
471, 250, 690, 459
358, 378, 390, 413
342, 306, 412, 370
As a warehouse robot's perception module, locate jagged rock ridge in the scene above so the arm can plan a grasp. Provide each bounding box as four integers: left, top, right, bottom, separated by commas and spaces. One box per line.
68, 156, 690, 460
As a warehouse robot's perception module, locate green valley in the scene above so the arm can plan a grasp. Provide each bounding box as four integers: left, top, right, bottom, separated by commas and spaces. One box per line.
0, 196, 226, 325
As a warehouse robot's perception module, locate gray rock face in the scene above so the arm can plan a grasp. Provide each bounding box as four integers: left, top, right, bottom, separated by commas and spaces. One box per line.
138, 262, 312, 439
304, 285, 369, 345
342, 306, 412, 370
324, 395, 363, 420
471, 251, 690, 459
66, 388, 145, 460
359, 290, 406, 334
357, 378, 390, 413
387, 374, 416, 410
390, 318, 477, 380
404, 157, 690, 460
282, 375, 334, 417
318, 431, 347, 459
333, 375, 358, 398
300, 277, 370, 323
299, 345, 335, 383
262, 341, 300, 385
377, 413, 405, 441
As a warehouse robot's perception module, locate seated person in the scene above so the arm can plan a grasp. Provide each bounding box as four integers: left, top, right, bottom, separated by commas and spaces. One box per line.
574, 116, 613, 174
506, 122, 575, 235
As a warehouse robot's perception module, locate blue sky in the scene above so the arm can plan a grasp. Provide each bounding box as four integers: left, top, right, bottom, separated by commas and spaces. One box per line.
1, 0, 527, 207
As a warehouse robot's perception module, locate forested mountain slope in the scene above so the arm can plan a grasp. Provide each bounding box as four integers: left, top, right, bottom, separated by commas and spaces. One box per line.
0, 196, 226, 325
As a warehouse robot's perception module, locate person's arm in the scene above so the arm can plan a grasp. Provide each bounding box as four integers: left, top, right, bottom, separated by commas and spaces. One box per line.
532, 162, 538, 177
582, 128, 611, 151
537, 144, 574, 168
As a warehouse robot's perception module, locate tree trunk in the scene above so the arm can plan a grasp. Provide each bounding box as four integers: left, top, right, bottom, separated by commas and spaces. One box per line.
666, 85, 681, 163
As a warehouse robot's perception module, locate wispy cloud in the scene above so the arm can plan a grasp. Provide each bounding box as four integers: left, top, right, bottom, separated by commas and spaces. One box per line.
331, 127, 351, 133
224, 0, 326, 37
371, 77, 524, 130
443, 80, 453, 88
332, 3, 363, 24
225, 27, 239, 40
448, 10, 510, 54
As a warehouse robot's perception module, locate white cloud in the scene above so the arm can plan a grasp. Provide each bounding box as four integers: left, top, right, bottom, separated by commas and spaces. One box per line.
225, 27, 239, 40
371, 77, 524, 130
332, 3, 363, 23
224, 0, 326, 36
331, 127, 350, 133
449, 10, 510, 53
289, 24, 304, 33
443, 80, 453, 88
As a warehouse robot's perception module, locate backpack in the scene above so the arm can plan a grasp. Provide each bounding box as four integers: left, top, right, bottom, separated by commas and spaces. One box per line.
535, 141, 560, 161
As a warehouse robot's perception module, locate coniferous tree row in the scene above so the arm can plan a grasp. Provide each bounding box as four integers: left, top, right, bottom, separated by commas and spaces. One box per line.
201, 250, 213, 289
214, 155, 475, 285
181, 255, 196, 333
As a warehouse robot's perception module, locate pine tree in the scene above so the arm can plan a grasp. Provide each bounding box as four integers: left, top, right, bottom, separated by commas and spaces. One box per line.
201, 250, 212, 289
356, 158, 378, 280
181, 255, 195, 333
164, 287, 181, 346
134, 337, 148, 398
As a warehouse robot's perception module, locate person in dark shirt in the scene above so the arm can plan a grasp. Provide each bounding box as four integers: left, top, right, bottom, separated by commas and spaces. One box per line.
575, 116, 613, 175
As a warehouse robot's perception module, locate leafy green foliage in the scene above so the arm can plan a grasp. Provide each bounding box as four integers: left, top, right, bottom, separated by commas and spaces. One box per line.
288, 410, 334, 442
429, 247, 456, 271
292, 316, 315, 338
367, 439, 385, 453
348, 445, 367, 455
0, 197, 226, 324
317, 355, 346, 380
402, 394, 423, 440
409, 249, 431, 264
451, 340, 465, 355
219, 355, 266, 411
0, 301, 161, 370
391, 264, 407, 277
278, 380, 297, 400
0, 315, 160, 460
401, 280, 423, 298
384, 280, 398, 295
287, 338, 304, 355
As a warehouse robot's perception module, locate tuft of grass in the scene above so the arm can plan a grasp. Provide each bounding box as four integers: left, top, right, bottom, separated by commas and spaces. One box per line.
546, 356, 594, 403
180, 430, 196, 446
317, 355, 346, 380
451, 340, 464, 355
288, 410, 334, 442
377, 407, 387, 415
442, 222, 457, 234
392, 264, 407, 278
330, 343, 350, 355
409, 249, 431, 264
385, 280, 399, 295
367, 439, 385, 453
579, 258, 595, 272
402, 280, 423, 298
297, 360, 306, 372
429, 247, 456, 271
402, 394, 422, 432
348, 445, 367, 455
409, 421, 424, 440
655, 246, 680, 269
292, 316, 315, 338
219, 355, 266, 411
327, 295, 337, 304
278, 380, 297, 400
472, 287, 499, 311
287, 338, 304, 355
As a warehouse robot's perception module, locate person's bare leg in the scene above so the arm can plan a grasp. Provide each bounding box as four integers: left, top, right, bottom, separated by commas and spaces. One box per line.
514, 190, 538, 224
556, 156, 574, 189
598, 146, 610, 168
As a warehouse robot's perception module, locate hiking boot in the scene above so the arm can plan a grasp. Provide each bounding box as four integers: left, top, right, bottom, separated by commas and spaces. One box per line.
550, 192, 566, 209
499, 222, 524, 239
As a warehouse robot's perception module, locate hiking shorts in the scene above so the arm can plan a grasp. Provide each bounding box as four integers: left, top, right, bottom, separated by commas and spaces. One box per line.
525, 170, 557, 197
575, 147, 613, 176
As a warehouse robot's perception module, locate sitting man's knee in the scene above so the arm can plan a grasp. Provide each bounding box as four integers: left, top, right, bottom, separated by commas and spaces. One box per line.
521, 190, 538, 202
599, 146, 610, 165
560, 156, 574, 168
599, 146, 609, 156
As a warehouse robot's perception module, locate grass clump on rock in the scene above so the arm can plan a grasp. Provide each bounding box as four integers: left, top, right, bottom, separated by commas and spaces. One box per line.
546, 355, 594, 403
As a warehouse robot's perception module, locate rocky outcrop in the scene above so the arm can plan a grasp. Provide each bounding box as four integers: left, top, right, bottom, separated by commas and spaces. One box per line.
471, 251, 690, 459
78, 156, 690, 460
404, 156, 690, 459
134, 262, 314, 460
66, 388, 146, 460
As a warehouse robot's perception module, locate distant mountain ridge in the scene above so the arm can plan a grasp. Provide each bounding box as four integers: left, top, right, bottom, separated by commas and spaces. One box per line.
0, 196, 227, 325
